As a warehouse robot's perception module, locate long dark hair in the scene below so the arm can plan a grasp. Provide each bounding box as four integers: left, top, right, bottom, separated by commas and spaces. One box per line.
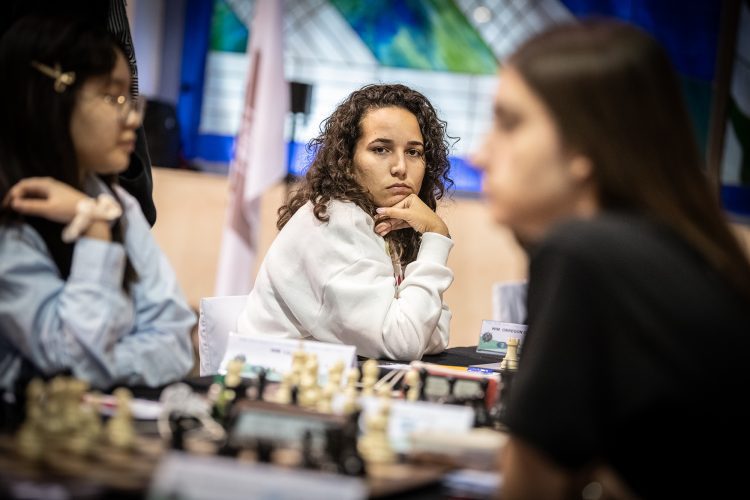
278, 83, 454, 265
0, 16, 133, 285
509, 19, 750, 301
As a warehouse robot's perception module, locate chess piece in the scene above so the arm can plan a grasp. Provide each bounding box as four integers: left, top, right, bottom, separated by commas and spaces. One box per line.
499, 337, 520, 371
305, 354, 319, 384
328, 360, 345, 387
275, 372, 294, 405
16, 378, 45, 460
404, 369, 421, 402
418, 368, 429, 401
361, 359, 379, 397
317, 381, 335, 413
64, 379, 94, 456
224, 358, 244, 389
377, 383, 392, 403
16, 422, 43, 460
299, 354, 321, 408
298, 371, 319, 409
79, 395, 103, 447
342, 367, 361, 415
23, 378, 45, 425
106, 387, 135, 450
43, 377, 66, 437
290, 349, 306, 386
256, 368, 268, 401
332, 411, 367, 476
317, 361, 345, 413
357, 402, 395, 464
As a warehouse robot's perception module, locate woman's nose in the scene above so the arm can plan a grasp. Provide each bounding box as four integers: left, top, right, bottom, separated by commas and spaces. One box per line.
390, 154, 407, 176
470, 133, 491, 171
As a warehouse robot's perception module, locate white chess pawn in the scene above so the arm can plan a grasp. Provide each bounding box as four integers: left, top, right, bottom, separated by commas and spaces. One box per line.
290, 350, 306, 386
298, 370, 319, 409
377, 383, 392, 403
225, 358, 244, 388
17, 422, 43, 460
17, 379, 45, 460
43, 377, 66, 436
404, 369, 421, 402
361, 359, 379, 397
106, 387, 135, 450
275, 372, 294, 405
342, 367, 361, 415
305, 354, 319, 384
317, 383, 335, 413
358, 403, 395, 464
24, 378, 45, 425
328, 360, 345, 387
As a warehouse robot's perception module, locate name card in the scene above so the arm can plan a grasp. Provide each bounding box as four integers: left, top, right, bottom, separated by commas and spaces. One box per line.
219, 333, 357, 384
148, 452, 366, 500
358, 398, 475, 453
476, 319, 527, 356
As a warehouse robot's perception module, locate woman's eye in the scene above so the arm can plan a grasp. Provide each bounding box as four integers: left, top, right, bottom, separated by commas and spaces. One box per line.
372, 146, 388, 154
407, 149, 424, 157
497, 116, 520, 131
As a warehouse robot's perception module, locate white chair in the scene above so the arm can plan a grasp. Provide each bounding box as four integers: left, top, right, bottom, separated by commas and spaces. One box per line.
198, 295, 248, 376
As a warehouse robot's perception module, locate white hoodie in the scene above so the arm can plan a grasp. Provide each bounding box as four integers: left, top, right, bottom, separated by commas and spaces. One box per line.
237, 200, 453, 360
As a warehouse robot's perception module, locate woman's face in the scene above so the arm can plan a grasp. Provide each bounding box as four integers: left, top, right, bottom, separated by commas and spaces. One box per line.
70, 50, 141, 176
472, 66, 596, 241
353, 106, 426, 208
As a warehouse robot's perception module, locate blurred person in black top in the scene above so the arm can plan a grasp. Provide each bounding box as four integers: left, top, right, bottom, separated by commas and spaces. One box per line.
471, 19, 750, 499
1, 0, 156, 225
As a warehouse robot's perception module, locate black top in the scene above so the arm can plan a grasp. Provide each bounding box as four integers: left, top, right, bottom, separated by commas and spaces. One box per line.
502, 212, 750, 499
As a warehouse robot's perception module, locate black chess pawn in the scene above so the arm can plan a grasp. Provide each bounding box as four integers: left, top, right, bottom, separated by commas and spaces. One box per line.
302, 430, 318, 469
170, 414, 201, 451
491, 368, 515, 429
335, 411, 366, 476
256, 368, 267, 401
418, 368, 429, 401
290, 385, 299, 406
256, 438, 274, 463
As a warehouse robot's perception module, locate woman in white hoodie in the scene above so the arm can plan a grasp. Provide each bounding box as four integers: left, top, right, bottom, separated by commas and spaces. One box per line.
237, 84, 455, 360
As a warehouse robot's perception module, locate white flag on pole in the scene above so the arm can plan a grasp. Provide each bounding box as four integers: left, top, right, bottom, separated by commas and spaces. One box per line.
214, 0, 288, 296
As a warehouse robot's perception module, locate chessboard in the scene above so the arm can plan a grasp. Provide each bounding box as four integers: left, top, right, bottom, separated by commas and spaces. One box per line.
0, 346, 509, 499
0, 433, 163, 496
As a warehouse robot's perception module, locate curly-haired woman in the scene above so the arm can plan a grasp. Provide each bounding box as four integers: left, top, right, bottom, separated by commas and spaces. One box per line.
236, 83, 455, 360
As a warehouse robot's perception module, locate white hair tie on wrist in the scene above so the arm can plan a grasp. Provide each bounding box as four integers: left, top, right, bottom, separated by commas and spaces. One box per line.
61, 193, 123, 243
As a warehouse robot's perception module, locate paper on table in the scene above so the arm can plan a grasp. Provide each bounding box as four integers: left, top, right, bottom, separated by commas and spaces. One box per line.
358, 397, 475, 453
219, 333, 357, 385
85, 393, 162, 420
148, 452, 366, 500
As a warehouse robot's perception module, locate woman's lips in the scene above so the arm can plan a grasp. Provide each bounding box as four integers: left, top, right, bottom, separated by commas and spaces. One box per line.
119, 140, 136, 153
387, 185, 411, 195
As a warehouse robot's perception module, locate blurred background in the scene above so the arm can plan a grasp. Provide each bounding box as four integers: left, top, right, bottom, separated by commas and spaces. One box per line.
122, 0, 748, 346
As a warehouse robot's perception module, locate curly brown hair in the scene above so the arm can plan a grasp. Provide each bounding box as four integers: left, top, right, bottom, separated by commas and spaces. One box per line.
278, 83, 454, 265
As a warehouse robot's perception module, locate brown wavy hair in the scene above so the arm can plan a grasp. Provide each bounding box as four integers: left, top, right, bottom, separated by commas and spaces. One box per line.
278, 83, 454, 265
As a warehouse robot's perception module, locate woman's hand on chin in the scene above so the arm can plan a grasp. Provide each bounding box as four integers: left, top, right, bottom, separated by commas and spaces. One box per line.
374, 194, 449, 237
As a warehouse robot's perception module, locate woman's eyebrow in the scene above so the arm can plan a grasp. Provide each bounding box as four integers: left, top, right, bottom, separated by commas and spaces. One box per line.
368, 138, 394, 146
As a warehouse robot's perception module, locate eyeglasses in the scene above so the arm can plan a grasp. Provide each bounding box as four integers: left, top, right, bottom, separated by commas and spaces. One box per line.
83, 93, 147, 124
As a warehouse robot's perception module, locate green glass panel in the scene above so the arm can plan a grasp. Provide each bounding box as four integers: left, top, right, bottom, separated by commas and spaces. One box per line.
209, 0, 249, 53
331, 0, 498, 74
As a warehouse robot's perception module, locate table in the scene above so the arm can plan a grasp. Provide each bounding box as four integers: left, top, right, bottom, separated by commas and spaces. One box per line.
0, 346, 503, 499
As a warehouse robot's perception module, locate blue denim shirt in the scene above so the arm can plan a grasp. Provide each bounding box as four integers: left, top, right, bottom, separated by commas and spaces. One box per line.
0, 177, 195, 391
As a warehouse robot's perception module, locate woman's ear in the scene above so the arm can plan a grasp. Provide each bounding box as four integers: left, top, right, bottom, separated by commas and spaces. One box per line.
568, 154, 594, 184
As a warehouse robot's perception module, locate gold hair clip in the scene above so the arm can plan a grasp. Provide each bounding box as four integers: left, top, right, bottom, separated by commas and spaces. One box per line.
30, 61, 76, 93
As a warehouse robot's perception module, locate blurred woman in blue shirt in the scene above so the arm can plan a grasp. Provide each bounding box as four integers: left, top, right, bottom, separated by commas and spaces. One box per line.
0, 17, 194, 392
